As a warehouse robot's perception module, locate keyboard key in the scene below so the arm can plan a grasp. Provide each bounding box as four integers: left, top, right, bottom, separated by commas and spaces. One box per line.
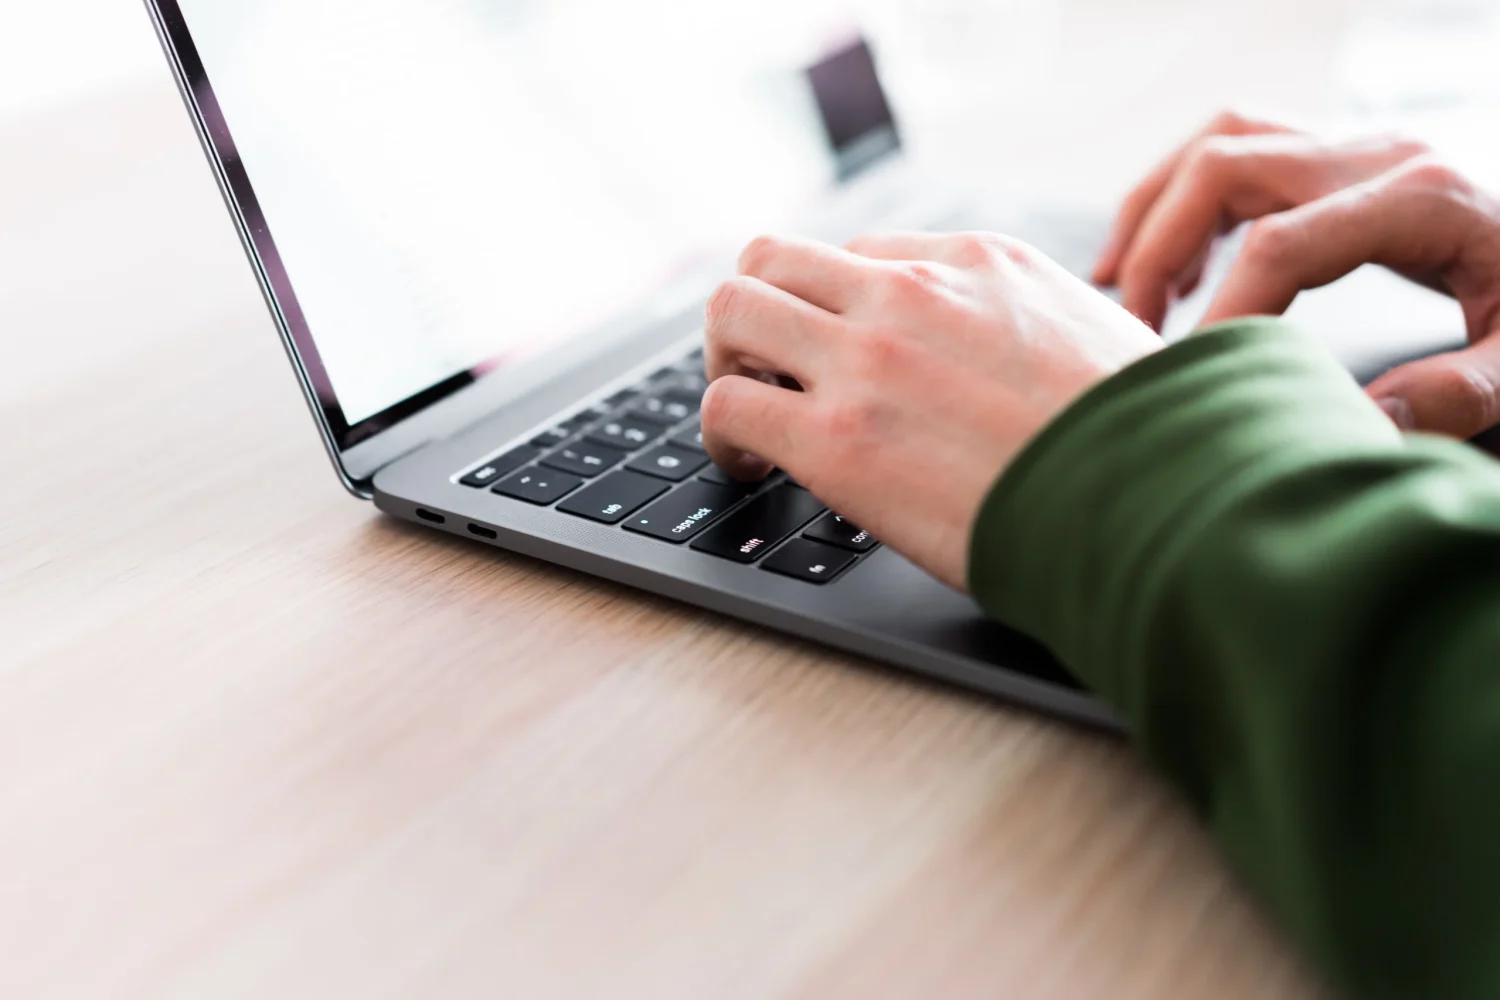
586, 417, 659, 450
690, 485, 826, 563
697, 464, 775, 489
459, 445, 542, 488
627, 395, 698, 426
602, 388, 640, 407
804, 513, 879, 552
532, 428, 570, 447
661, 374, 708, 403
647, 366, 678, 384
627, 445, 709, 482
530, 414, 593, 448
761, 538, 857, 584
492, 467, 583, 505
669, 422, 705, 453
557, 470, 670, 524
624, 480, 750, 542
540, 440, 623, 478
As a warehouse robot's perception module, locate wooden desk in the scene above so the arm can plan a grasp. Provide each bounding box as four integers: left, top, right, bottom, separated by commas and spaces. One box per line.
0, 2, 1391, 995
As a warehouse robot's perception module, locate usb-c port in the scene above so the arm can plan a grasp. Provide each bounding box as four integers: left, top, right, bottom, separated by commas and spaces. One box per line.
415, 509, 446, 524
468, 523, 498, 539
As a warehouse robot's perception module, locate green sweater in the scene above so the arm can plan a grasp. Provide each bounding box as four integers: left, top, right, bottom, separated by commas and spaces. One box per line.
970, 318, 1500, 1000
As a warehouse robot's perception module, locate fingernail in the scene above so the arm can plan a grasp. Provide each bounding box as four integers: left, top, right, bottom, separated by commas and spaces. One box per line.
1376, 396, 1416, 430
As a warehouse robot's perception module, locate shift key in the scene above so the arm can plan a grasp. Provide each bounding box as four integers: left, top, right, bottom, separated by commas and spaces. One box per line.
690, 485, 826, 564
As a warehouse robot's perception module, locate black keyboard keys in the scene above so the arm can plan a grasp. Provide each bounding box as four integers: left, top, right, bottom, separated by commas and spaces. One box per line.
586, 416, 658, 451
557, 470, 670, 524
601, 388, 640, 408
668, 422, 705, 453
492, 467, 583, 505
661, 374, 708, 402
540, 440, 622, 478
804, 513, 878, 552
460, 445, 541, 488
627, 445, 708, 482
698, 463, 750, 486
530, 413, 595, 448
624, 480, 749, 542
532, 425, 575, 448
690, 485, 825, 564
761, 538, 857, 584
627, 395, 697, 426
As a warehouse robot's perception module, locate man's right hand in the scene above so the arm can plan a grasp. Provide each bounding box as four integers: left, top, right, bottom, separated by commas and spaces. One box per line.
1097, 111, 1500, 439
1094, 110, 1432, 330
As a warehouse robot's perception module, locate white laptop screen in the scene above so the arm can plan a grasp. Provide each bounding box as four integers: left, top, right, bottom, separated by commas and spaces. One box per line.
165, 0, 895, 448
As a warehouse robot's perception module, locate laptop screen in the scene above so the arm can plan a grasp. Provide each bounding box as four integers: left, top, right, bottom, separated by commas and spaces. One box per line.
163, 0, 895, 450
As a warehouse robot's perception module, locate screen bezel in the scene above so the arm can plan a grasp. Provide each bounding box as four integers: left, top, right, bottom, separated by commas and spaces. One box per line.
144, 2, 900, 495
146, 0, 481, 462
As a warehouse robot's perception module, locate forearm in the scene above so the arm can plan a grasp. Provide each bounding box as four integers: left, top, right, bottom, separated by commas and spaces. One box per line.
972, 319, 1500, 999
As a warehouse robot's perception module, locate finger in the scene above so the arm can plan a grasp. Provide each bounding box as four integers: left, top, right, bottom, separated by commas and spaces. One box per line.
1118, 135, 1307, 329
1199, 164, 1472, 326
1366, 335, 1500, 438
1174, 242, 1213, 300
703, 275, 836, 388
700, 373, 811, 481
1095, 110, 1295, 285
737, 234, 873, 314
1116, 134, 1437, 327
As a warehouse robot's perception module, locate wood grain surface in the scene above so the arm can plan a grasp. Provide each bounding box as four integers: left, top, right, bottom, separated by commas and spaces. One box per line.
0, 2, 1398, 995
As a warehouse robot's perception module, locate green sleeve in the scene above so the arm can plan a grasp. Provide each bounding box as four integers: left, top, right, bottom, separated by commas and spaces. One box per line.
970, 318, 1500, 1000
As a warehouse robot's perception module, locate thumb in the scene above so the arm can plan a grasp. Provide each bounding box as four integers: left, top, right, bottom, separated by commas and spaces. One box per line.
1366, 334, 1500, 438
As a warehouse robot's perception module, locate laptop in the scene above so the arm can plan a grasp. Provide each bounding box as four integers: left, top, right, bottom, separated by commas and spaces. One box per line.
142, 1, 1470, 731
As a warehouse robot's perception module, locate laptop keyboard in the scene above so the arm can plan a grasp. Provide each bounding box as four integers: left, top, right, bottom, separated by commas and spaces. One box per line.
454, 348, 879, 584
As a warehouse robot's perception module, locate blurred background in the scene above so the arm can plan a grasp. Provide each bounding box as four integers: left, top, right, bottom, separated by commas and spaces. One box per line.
5, 0, 1499, 417
8, 0, 1500, 406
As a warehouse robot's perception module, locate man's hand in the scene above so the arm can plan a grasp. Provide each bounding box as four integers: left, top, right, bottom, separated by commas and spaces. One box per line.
1097, 109, 1500, 438
1093, 110, 1431, 331
700, 232, 1160, 590
1193, 158, 1500, 437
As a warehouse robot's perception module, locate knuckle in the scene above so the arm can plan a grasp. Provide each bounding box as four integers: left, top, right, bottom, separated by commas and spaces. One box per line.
1240, 216, 1298, 266
704, 275, 755, 330
946, 232, 999, 267
737, 234, 784, 275
993, 233, 1041, 269
1208, 107, 1255, 136
1393, 156, 1469, 194
1207, 107, 1281, 137
885, 260, 949, 305
1185, 134, 1238, 177
1383, 131, 1432, 160
954, 231, 1034, 269
1428, 365, 1499, 431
